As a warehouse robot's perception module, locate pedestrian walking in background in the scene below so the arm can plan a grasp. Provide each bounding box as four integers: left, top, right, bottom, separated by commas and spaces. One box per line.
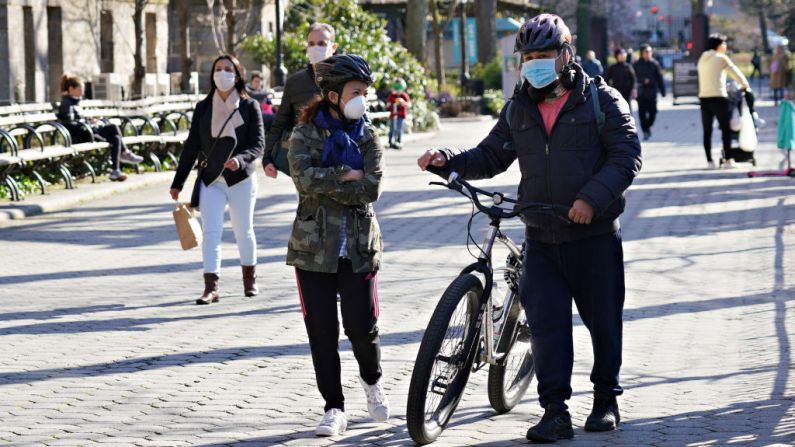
605, 48, 637, 110
419, 13, 641, 443
697, 33, 750, 169
582, 50, 604, 78
287, 54, 389, 437
57, 75, 144, 182
169, 54, 265, 304
263, 22, 338, 178
634, 44, 666, 141
246, 71, 276, 133
770, 45, 790, 106
386, 78, 410, 149
750, 48, 762, 80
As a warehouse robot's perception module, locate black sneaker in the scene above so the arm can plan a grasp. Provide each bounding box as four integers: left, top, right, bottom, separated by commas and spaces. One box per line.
584, 395, 620, 432
526, 404, 574, 443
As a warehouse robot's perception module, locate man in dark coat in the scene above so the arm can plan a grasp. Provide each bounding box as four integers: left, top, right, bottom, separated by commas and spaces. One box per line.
263, 22, 338, 177
418, 13, 641, 443
633, 44, 666, 140
605, 48, 637, 111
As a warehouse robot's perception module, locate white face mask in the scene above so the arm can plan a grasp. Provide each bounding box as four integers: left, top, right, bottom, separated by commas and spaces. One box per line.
342, 95, 367, 120
307, 45, 331, 65
214, 71, 237, 92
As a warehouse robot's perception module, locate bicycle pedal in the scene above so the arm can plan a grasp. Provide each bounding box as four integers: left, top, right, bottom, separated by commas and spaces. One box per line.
430, 377, 449, 395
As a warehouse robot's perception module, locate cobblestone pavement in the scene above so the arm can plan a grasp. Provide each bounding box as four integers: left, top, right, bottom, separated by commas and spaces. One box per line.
1, 98, 794, 446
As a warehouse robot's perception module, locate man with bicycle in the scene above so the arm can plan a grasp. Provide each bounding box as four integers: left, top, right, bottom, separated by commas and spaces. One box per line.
418, 14, 641, 443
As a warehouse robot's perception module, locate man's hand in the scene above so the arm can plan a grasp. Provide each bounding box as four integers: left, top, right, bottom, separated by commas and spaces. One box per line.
340, 169, 364, 182
568, 199, 594, 225
169, 188, 180, 201
264, 163, 278, 178
417, 149, 447, 171
224, 158, 241, 171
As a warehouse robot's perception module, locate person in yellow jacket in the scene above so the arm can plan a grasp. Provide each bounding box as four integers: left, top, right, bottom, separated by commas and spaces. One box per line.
697, 33, 750, 169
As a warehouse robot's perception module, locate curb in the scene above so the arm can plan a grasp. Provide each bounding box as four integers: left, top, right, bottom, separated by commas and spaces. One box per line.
0, 171, 175, 223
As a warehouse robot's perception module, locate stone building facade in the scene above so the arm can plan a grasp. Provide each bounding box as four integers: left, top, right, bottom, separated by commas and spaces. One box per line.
0, 0, 170, 104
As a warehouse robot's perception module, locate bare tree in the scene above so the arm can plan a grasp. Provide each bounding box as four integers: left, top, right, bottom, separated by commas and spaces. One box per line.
206, 0, 265, 55
429, 0, 446, 90
475, 0, 497, 64
174, 0, 192, 92
132, 0, 148, 99
406, 0, 429, 62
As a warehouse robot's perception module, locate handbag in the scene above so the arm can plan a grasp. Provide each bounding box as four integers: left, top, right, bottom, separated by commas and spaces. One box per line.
273, 140, 291, 175
173, 202, 203, 250
189, 108, 239, 209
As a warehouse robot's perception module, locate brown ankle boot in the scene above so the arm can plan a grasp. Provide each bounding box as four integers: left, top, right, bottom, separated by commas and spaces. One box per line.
242, 265, 258, 297
196, 273, 219, 305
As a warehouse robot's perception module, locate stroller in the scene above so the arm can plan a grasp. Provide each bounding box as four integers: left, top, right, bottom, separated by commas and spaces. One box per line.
721, 88, 759, 167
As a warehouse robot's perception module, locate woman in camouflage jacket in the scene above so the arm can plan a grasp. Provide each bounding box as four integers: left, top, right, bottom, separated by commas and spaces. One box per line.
286, 54, 389, 437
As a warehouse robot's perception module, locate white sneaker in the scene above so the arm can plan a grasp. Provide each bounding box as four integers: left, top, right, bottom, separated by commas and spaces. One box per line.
315, 408, 347, 437
707, 161, 717, 170
360, 377, 390, 422
723, 159, 735, 169
109, 169, 127, 181
120, 150, 144, 164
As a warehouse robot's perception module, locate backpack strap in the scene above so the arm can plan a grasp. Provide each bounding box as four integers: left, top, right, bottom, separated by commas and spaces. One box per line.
589, 80, 606, 132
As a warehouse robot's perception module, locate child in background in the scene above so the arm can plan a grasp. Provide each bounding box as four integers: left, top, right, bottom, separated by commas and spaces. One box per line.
386, 78, 410, 149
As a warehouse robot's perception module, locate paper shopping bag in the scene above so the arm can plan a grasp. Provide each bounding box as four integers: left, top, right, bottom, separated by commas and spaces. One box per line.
173, 202, 202, 250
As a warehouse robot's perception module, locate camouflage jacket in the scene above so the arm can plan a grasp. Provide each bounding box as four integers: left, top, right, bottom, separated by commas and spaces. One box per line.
286, 120, 385, 273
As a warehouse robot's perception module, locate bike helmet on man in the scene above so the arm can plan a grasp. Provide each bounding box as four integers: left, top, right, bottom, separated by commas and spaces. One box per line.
314, 54, 374, 96
514, 13, 572, 53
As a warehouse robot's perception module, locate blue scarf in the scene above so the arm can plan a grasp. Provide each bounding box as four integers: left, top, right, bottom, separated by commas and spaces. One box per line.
314, 108, 365, 170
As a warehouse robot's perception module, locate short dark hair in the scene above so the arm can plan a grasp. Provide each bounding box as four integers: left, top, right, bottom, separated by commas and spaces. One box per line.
706, 33, 727, 51
614, 48, 626, 57
250, 71, 263, 81
639, 44, 652, 52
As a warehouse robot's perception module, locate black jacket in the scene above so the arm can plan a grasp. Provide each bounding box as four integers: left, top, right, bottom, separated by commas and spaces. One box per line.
171, 95, 265, 197
440, 66, 642, 244
605, 62, 637, 102
633, 59, 666, 100
56, 96, 94, 143
264, 64, 320, 164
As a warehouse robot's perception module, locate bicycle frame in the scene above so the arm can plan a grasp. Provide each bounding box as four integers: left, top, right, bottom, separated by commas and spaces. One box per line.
459, 214, 523, 368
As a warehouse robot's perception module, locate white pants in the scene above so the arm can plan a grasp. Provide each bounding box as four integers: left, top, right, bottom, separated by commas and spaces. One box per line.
200, 174, 258, 274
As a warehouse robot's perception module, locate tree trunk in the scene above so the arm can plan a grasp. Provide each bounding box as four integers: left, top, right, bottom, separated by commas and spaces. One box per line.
576, 0, 591, 56
430, 0, 445, 91
691, 0, 706, 14
758, 3, 770, 53
406, 0, 428, 63
176, 0, 192, 93
475, 0, 496, 64
132, 0, 147, 99
459, 1, 469, 90
225, 0, 237, 55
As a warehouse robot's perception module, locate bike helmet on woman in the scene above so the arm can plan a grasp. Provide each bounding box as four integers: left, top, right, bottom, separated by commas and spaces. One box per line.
514, 13, 573, 53
314, 54, 374, 96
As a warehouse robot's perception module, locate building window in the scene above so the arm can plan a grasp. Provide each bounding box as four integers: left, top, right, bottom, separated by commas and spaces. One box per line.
100, 10, 114, 73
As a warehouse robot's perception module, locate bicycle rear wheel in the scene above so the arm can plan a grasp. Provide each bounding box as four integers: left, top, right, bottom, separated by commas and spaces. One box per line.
407, 273, 483, 445
487, 294, 535, 413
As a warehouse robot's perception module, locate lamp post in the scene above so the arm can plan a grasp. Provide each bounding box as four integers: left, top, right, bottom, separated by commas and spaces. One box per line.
273, 0, 287, 87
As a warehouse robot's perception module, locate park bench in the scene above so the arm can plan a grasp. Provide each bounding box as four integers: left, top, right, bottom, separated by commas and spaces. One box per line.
0, 95, 201, 201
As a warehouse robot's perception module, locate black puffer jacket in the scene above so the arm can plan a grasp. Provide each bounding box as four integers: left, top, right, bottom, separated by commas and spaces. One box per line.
264, 64, 320, 164
440, 65, 642, 244
633, 58, 666, 100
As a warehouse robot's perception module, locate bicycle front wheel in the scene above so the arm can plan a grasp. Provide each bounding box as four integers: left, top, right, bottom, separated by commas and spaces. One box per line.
487, 294, 535, 413
407, 274, 482, 445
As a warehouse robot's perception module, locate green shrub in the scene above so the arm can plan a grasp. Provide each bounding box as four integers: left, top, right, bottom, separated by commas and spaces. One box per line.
471, 57, 502, 90
483, 89, 506, 116
241, 0, 436, 131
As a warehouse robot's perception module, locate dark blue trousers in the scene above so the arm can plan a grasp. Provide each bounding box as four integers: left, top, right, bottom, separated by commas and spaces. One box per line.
519, 231, 625, 409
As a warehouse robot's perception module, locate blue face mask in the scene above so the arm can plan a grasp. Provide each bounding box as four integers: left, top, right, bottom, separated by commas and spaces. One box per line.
521, 58, 559, 89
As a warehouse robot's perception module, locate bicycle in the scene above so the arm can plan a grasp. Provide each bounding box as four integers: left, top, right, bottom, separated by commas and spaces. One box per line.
406, 171, 570, 445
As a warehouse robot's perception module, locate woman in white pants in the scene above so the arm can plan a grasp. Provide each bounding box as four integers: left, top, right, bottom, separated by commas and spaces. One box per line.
170, 54, 265, 304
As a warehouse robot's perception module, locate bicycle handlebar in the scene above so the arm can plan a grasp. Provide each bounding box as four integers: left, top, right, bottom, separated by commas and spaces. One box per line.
430, 171, 571, 222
